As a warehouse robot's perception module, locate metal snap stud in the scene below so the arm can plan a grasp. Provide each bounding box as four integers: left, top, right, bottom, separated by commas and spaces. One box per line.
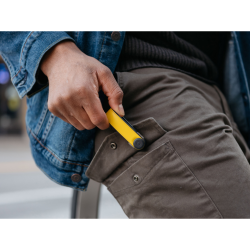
133, 174, 139, 183
111, 31, 121, 41
110, 142, 117, 150
71, 174, 82, 183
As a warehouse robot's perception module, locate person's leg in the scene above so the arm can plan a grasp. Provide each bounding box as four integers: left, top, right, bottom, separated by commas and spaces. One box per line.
86, 67, 250, 218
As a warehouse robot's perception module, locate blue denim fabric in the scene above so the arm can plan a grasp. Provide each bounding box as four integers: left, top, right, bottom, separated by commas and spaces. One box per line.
1, 31, 250, 190
223, 33, 249, 138
0, 31, 125, 190
232, 32, 250, 145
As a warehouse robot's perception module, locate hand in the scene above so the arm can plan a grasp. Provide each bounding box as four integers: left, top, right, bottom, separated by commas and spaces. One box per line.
40, 40, 124, 131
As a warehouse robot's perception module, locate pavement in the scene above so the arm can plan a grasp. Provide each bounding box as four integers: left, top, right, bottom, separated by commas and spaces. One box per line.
0, 135, 127, 219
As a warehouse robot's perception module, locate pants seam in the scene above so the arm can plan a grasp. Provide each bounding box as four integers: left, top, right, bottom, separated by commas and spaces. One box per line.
212, 84, 233, 129
173, 149, 224, 218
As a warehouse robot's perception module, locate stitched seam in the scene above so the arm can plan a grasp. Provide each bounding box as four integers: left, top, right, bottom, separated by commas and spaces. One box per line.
87, 118, 167, 181
98, 32, 107, 60
19, 32, 35, 64
33, 159, 87, 190
86, 134, 123, 179
41, 113, 55, 143
34, 100, 48, 135
212, 85, 228, 117
12, 32, 34, 80
212, 84, 234, 130
26, 37, 74, 94
112, 146, 173, 194
14, 36, 74, 97
110, 142, 171, 192
27, 126, 88, 167
173, 149, 223, 218
66, 128, 77, 160
152, 119, 168, 134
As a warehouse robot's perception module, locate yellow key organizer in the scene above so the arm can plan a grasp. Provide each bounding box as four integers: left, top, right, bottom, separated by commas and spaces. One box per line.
106, 108, 145, 150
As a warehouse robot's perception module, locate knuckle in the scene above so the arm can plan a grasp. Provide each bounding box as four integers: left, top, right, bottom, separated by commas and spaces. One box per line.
99, 66, 111, 77
110, 86, 123, 100
78, 88, 87, 98
61, 93, 71, 102
92, 115, 105, 127
115, 88, 123, 98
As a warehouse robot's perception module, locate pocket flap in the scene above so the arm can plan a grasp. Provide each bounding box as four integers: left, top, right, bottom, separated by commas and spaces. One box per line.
85, 117, 166, 182
108, 141, 173, 194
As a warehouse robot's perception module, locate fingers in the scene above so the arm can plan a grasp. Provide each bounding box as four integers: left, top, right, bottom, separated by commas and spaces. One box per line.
71, 107, 96, 130
48, 101, 86, 131
81, 90, 110, 130
48, 94, 108, 131
66, 113, 86, 131
97, 67, 125, 117
47, 54, 122, 131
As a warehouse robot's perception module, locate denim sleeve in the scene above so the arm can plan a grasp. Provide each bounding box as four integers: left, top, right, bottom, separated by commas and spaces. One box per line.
0, 32, 74, 98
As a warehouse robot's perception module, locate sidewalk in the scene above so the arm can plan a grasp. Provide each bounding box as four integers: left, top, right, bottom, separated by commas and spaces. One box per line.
0, 135, 72, 218
0, 135, 37, 173
0, 135, 127, 218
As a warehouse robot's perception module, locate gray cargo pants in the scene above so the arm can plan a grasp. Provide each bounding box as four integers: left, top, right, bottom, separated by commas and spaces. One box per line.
85, 68, 250, 218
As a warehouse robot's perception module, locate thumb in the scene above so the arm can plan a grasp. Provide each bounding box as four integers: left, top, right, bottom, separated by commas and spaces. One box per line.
98, 68, 125, 117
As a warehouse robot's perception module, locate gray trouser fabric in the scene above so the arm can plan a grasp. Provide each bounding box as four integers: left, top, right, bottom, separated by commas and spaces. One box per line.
85, 68, 250, 218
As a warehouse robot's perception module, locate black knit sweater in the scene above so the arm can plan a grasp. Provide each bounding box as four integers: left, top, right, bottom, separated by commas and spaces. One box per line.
115, 32, 229, 84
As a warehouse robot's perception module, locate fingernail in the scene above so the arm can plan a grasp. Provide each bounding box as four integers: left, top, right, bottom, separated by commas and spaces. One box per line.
118, 104, 125, 116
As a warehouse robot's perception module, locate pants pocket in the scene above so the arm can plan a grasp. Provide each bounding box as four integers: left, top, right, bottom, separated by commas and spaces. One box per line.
86, 118, 222, 218
110, 141, 222, 218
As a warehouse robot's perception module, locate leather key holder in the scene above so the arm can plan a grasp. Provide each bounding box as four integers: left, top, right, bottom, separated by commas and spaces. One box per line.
106, 108, 145, 150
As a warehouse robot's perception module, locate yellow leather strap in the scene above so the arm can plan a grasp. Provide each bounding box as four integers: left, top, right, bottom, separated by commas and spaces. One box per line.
106, 108, 144, 149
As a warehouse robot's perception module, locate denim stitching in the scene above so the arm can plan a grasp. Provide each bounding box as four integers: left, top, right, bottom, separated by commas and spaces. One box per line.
12, 32, 34, 80
98, 32, 106, 61
25, 37, 75, 94
15, 36, 75, 97
32, 157, 87, 191
66, 128, 77, 161
34, 100, 48, 135
41, 113, 55, 143
27, 126, 88, 167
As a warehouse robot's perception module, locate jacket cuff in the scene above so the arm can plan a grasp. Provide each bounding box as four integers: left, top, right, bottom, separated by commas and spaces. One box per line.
12, 32, 75, 98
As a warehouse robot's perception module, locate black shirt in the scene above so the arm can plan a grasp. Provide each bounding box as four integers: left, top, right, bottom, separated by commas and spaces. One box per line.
115, 32, 230, 84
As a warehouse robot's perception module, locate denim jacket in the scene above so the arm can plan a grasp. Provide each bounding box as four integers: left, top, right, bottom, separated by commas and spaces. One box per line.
0, 31, 249, 191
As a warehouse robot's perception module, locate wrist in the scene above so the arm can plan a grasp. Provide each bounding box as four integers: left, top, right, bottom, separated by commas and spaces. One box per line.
40, 40, 76, 78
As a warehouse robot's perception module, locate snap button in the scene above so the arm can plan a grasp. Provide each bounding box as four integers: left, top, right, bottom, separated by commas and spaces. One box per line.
133, 174, 140, 183
110, 142, 117, 150
111, 32, 121, 41
71, 174, 81, 183
133, 138, 145, 150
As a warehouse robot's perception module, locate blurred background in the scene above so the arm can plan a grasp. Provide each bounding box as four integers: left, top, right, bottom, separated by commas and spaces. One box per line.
0, 56, 126, 219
